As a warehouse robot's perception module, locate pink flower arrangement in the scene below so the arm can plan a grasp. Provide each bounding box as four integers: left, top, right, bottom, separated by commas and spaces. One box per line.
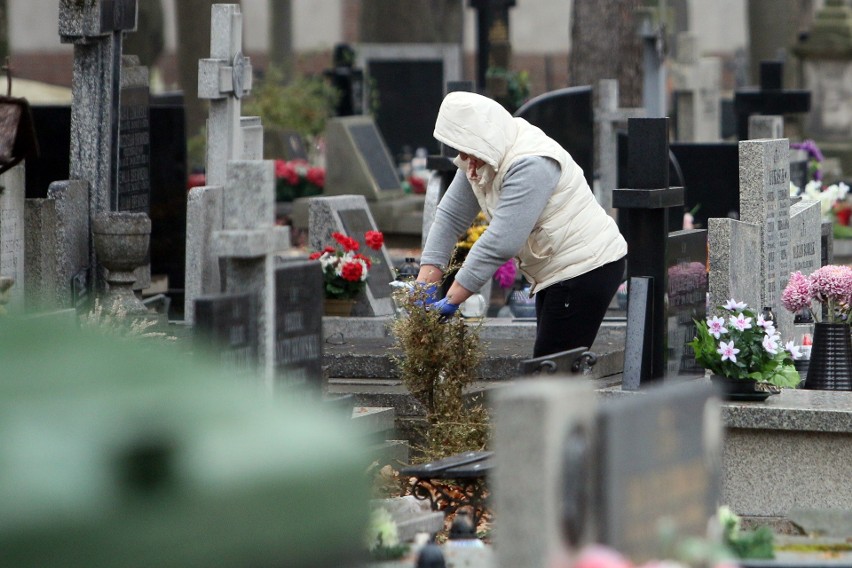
782, 265, 852, 323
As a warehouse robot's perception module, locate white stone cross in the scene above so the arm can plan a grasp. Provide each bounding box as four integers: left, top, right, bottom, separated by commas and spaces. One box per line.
197, 3, 254, 189
594, 79, 645, 214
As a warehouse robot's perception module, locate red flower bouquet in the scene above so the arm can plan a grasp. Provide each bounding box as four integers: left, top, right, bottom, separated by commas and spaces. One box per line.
309, 231, 384, 300
275, 159, 325, 202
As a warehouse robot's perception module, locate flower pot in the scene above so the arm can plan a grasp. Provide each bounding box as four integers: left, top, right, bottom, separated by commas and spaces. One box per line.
710, 375, 774, 402
804, 322, 852, 391
324, 298, 355, 317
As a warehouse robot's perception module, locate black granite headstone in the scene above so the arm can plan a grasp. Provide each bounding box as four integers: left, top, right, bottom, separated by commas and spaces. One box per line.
338, 208, 394, 300
117, 84, 150, 213
367, 59, 444, 161
515, 86, 594, 188
194, 292, 259, 376
274, 260, 323, 394
347, 122, 403, 192
665, 229, 708, 377
26, 100, 188, 301
670, 142, 739, 227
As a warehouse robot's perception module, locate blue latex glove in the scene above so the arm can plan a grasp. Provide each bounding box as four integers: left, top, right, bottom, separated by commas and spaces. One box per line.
430, 297, 460, 319
409, 282, 439, 307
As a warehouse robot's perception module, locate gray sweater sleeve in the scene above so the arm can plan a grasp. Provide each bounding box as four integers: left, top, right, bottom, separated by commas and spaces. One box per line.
421, 156, 560, 292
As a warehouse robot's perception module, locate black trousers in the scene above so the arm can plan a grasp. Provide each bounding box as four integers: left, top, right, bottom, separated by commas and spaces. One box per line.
533, 257, 626, 358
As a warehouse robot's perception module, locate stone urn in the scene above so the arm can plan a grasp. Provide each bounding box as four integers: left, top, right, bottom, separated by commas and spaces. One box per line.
91, 211, 151, 316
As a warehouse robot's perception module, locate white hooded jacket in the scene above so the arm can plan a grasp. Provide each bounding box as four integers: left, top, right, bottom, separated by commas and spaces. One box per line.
431, 92, 626, 294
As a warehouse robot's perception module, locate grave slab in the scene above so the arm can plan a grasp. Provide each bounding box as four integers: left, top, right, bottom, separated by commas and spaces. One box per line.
0, 164, 25, 312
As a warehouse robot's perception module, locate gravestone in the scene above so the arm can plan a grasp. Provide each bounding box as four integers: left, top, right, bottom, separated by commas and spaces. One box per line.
24, 180, 89, 311
515, 86, 594, 189
748, 114, 784, 140
58, 0, 141, 291
184, 3, 256, 324
323, 116, 404, 200
665, 229, 708, 377
613, 118, 685, 385
194, 292, 259, 376
669, 142, 739, 227
739, 138, 794, 336
274, 260, 323, 395
708, 217, 762, 313
468, 0, 516, 98
671, 32, 722, 142
210, 160, 290, 384
708, 137, 804, 338
317, 116, 424, 237
308, 195, 395, 317
637, 6, 667, 118
790, 200, 822, 276
733, 61, 810, 141
492, 380, 721, 567
0, 165, 25, 312
595, 79, 645, 213
355, 43, 462, 161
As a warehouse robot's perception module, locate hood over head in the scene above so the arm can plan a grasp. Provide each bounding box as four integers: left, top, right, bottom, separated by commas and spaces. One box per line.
433, 91, 518, 170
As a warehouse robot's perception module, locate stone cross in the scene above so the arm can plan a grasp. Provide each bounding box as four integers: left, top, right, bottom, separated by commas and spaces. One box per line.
734, 61, 810, 141
197, 3, 253, 190
185, 4, 257, 325
671, 32, 722, 142
595, 80, 645, 214
210, 160, 290, 386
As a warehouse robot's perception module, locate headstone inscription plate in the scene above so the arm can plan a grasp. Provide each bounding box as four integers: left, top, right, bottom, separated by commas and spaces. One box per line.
346, 123, 402, 191
666, 229, 708, 376
274, 260, 323, 394
194, 292, 259, 375
118, 84, 150, 213
338, 208, 394, 301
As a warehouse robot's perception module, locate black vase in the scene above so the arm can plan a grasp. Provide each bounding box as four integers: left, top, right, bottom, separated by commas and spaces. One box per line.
804, 322, 852, 391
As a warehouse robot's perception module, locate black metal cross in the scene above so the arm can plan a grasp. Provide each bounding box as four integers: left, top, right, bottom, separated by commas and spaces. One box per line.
734, 60, 811, 140
468, 0, 516, 91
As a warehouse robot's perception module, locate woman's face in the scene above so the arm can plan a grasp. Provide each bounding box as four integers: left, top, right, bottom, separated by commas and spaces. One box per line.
458, 152, 485, 180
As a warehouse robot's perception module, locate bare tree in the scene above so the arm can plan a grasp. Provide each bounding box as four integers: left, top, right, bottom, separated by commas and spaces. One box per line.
359, 0, 462, 43
569, 0, 643, 107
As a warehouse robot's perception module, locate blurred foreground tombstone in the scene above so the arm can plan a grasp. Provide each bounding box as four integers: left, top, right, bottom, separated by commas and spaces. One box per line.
0, 317, 369, 567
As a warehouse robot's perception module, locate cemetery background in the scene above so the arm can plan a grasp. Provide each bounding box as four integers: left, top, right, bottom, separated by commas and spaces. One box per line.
7, 1, 852, 567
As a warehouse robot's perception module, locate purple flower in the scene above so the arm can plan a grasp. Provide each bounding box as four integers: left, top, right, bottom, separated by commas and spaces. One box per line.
810, 265, 852, 304
782, 271, 812, 313
785, 340, 802, 360
717, 340, 740, 363
707, 316, 727, 339
493, 259, 517, 289
762, 333, 780, 355
729, 313, 753, 332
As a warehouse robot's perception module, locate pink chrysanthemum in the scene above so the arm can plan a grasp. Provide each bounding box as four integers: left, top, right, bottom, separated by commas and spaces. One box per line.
494, 259, 517, 289
782, 271, 811, 313
809, 265, 852, 304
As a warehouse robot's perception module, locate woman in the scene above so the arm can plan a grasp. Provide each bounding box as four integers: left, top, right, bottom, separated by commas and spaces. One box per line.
417, 91, 627, 357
